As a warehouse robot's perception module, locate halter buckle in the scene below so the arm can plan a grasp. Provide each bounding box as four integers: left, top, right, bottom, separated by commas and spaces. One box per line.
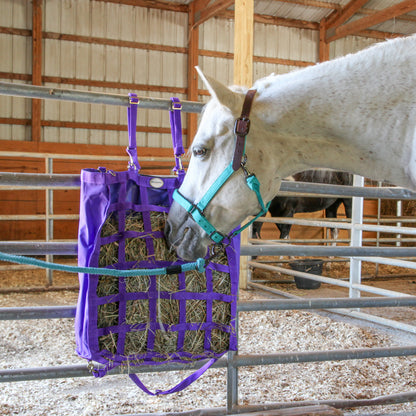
234, 117, 250, 137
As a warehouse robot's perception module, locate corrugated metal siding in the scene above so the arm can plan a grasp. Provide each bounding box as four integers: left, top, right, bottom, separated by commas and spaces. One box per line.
0, 0, 187, 148
199, 19, 319, 92
41, 0, 188, 148
330, 36, 380, 60
0, 0, 32, 141
2, 0, 414, 147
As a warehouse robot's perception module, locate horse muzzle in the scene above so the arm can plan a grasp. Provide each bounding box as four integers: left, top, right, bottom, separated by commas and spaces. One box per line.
165, 206, 209, 261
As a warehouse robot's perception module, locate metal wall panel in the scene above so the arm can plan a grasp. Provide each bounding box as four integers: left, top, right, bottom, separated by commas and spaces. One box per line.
1, 0, 395, 147
40, 0, 188, 148
199, 20, 319, 90
0, 1, 32, 141
330, 36, 380, 60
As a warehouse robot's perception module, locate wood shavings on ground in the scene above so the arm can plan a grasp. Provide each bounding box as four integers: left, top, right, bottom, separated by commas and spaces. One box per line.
0, 287, 416, 415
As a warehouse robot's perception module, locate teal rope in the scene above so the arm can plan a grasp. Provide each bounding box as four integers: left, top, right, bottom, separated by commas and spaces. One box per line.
0, 252, 206, 276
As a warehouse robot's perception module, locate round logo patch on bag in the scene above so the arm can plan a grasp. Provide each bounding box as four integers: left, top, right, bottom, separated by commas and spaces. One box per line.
149, 178, 164, 188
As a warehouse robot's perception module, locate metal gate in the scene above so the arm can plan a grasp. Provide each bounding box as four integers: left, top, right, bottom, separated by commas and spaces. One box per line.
1, 82, 416, 415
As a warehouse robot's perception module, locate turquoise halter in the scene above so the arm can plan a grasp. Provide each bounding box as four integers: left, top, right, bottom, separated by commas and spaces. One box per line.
173, 89, 271, 244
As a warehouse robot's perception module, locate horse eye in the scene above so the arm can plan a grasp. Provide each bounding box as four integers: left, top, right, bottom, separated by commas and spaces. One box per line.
192, 147, 207, 158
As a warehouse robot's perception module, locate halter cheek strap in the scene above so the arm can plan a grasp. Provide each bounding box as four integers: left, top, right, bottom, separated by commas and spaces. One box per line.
173, 89, 270, 244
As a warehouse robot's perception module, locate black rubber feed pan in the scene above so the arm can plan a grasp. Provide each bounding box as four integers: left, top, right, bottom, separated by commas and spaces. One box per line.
289, 259, 323, 289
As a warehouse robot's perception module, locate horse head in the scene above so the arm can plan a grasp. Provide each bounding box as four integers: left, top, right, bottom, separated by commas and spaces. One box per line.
165, 68, 279, 260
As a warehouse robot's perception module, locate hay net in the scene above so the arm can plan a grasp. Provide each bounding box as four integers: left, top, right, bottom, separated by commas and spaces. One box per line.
75, 95, 240, 395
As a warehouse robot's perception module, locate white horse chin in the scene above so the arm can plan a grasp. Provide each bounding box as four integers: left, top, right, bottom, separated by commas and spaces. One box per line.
165, 215, 209, 261
176, 230, 208, 261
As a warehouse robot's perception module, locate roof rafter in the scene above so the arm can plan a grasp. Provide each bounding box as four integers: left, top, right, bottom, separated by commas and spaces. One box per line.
192, 0, 234, 27
326, 0, 416, 42
93, 0, 188, 12
272, 0, 341, 10
326, 0, 371, 29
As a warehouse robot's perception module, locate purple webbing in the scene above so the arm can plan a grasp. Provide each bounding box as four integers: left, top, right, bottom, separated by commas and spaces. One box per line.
170, 97, 185, 175
127, 93, 140, 170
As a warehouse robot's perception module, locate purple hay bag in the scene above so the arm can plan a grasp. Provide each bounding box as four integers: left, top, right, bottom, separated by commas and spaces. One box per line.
75, 168, 240, 371
74, 95, 240, 394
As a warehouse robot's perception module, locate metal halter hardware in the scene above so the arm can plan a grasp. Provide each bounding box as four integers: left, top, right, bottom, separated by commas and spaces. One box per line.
173, 89, 270, 244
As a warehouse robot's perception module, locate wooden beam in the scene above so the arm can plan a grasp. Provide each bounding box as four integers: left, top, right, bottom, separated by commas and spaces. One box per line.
43, 31, 187, 54
326, 0, 371, 29
192, 0, 212, 14
234, 0, 254, 87
31, 0, 42, 144
327, 0, 416, 42
234, 0, 254, 291
319, 19, 329, 62
219, 10, 319, 30
93, 0, 188, 13
272, 0, 341, 10
194, 0, 234, 28
187, 2, 199, 147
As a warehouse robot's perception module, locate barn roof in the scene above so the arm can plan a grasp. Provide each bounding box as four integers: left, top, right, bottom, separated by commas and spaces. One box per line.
143, 0, 416, 38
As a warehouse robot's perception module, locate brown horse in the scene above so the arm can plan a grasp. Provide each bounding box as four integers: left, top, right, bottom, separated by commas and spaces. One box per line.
252, 170, 352, 240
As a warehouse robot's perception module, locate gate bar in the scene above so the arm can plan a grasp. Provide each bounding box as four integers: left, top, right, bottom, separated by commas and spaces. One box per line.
2, 172, 416, 199
1, 345, 415, 382
2, 297, 416, 320
0, 81, 204, 113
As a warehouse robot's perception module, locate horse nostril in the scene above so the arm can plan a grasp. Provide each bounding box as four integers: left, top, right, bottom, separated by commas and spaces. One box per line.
164, 221, 171, 241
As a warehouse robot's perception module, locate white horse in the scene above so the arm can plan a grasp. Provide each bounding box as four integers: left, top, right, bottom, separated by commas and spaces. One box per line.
166, 35, 416, 261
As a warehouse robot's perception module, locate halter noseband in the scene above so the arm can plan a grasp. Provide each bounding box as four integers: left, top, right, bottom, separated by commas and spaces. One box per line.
173, 89, 270, 244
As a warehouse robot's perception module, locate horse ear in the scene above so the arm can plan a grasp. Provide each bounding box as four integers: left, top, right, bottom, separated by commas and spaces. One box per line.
195, 66, 242, 114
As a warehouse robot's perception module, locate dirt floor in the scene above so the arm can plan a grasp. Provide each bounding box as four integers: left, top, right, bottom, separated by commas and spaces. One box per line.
1, 256, 416, 415
250, 257, 416, 326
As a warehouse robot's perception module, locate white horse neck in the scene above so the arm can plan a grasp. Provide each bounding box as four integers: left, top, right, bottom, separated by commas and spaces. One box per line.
251, 35, 416, 190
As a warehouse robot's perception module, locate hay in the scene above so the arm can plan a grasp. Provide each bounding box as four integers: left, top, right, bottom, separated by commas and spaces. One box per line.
211, 329, 230, 353
185, 270, 206, 292
186, 300, 207, 323
124, 330, 147, 355
99, 243, 118, 267
125, 275, 149, 292
100, 212, 119, 237
125, 237, 147, 262
97, 302, 119, 328
97, 275, 119, 297
96, 208, 233, 360
98, 332, 118, 355
183, 330, 205, 355
125, 299, 149, 324
212, 271, 231, 295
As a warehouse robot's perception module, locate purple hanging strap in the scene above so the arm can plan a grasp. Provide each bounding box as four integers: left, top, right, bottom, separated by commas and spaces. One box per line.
127, 93, 140, 170
169, 97, 185, 176
128, 357, 219, 396
127, 94, 185, 176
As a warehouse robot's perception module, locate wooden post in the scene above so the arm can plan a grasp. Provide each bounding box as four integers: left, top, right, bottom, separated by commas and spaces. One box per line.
234, 0, 254, 290
319, 19, 329, 62
187, 2, 199, 148
32, 0, 42, 143
233, 0, 254, 87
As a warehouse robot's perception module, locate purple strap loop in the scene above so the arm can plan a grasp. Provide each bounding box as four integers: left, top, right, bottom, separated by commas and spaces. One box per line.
127, 94, 185, 176
128, 357, 219, 395
169, 97, 185, 175
127, 93, 140, 170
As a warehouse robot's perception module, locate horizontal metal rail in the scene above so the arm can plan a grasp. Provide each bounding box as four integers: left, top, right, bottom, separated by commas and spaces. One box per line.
2, 297, 416, 321
2, 172, 416, 200
249, 261, 414, 298
2, 241, 416, 257
1, 345, 415, 383
240, 245, 416, 257
0, 81, 204, 113
254, 216, 416, 235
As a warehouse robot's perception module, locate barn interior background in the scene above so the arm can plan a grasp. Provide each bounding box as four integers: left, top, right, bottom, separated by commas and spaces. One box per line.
1, 0, 416, 243
1, 1, 416, 415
